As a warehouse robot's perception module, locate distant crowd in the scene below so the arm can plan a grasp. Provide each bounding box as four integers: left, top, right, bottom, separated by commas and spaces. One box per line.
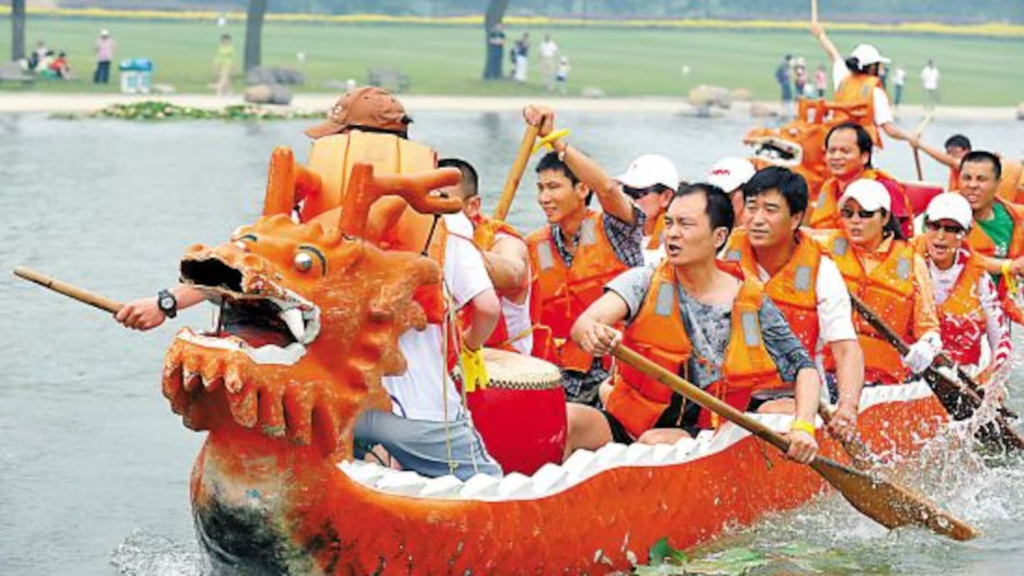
485, 25, 571, 94
17, 29, 117, 83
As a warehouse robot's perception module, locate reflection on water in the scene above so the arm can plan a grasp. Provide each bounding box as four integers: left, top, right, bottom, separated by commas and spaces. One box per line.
0, 112, 1022, 575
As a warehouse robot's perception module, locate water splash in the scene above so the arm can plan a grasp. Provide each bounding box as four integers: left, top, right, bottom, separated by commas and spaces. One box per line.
110, 528, 209, 576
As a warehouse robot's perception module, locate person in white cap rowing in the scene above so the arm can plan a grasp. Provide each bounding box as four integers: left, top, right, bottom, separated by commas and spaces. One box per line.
917, 193, 1011, 384
817, 179, 941, 386
706, 157, 756, 225
809, 19, 915, 150
615, 154, 679, 266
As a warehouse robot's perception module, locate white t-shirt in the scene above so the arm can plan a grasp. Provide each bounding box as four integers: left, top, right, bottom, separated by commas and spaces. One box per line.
642, 235, 665, 267
539, 39, 558, 60
832, 59, 893, 126
893, 68, 906, 87
920, 66, 940, 90
755, 254, 857, 358
493, 232, 533, 355
382, 212, 494, 422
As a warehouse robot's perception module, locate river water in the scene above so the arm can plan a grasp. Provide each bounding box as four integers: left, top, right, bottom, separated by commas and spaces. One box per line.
1, 110, 1023, 575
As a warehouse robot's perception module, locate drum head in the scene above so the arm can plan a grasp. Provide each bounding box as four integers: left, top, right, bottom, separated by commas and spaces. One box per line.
482, 348, 562, 390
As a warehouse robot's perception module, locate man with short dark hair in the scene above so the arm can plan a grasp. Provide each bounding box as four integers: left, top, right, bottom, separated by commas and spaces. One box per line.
522, 105, 646, 406
565, 183, 821, 461
913, 134, 1023, 201
723, 167, 863, 440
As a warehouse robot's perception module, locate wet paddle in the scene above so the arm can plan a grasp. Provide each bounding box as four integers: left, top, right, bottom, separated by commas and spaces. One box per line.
13, 266, 123, 314
849, 293, 1024, 450
613, 344, 979, 541
492, 124, 541, 222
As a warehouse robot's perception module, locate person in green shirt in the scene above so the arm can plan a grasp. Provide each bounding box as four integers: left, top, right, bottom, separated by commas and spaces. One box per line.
211, 34, 234, 97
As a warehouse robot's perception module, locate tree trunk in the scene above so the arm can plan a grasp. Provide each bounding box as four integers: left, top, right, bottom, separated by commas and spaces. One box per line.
481, 0, 511, 80
244, 0, 268, 73
12, 0, 26, 62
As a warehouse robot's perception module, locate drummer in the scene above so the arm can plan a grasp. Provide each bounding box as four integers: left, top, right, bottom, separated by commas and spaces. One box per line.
438, 157, 534, 354
817, 179, 942, 385
917, 193, 1011, 383
566, 183, 820, 463
723, 167, 864, 441
522, 105, 647, 406
808, 123, 913, 237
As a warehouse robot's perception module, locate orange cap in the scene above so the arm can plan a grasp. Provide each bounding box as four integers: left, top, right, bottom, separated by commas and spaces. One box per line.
304, 86, 411, 139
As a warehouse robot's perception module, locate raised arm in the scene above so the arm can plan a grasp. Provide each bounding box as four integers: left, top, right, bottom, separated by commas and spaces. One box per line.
914, 140, 960, 170
810, 22, 842, 63
522, 105, 637, 225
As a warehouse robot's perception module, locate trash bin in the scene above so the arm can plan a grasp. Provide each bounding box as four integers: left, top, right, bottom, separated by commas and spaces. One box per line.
119, 58, 154, 94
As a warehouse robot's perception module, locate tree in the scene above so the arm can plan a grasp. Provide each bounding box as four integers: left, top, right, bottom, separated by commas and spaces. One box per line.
244, 0, 268, 73
481, 0, 510, 80
11, 0, 26, 62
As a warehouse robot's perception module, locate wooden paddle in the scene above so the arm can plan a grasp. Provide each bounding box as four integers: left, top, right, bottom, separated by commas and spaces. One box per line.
613, 345, 978, 541
912, 113, 935, 181
849, 293, 1024, 450
492, 124, 541, 222
13, 266, 123, 314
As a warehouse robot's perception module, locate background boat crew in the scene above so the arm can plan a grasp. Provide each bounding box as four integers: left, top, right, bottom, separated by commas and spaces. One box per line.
724, 167, 864, 441
114, 87, 415, 330
956, 151, 1024, 324
706, 156, 756, 226
564, 184, 821, 463
809, 19, 916, 149
809, 123, 912, 237
613, 154, 678, 266
522, 105, 646, 407
823, 179, 942, 384
919, 193, 1011, 384
438, 158, 533, 354
913, 134, 1024, 202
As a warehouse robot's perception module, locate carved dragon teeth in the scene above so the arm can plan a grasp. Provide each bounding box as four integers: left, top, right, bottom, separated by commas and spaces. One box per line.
258, 386, 286, 438
227, 383, 259, 429
200, 358, 224, 392
283, 390, 313, 446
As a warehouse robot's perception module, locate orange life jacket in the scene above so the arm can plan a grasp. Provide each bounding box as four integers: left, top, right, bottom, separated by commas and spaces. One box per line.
646, 216, 665, 250
605, 262, 784, 440
833, 72, 885, 149
824, 232, 915, 384
810, 168, 908, 230
723, 229, 823, 355
526, 210, 629, 372
459, 214, 530, 352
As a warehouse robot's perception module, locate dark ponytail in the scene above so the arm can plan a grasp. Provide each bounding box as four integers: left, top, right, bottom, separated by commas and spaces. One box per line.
881, 210, 905, 241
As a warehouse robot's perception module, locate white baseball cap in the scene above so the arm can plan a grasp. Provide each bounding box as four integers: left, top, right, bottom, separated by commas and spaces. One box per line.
925, 192, 972, 230
706, 157, 756, 193
839, 179, 891, 213
616, 154, 679, 191
100, 29, 110, 36
850, 44, 890, 66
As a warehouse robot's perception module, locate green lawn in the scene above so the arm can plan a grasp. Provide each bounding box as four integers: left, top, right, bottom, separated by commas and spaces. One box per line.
4, 17, 1022, 106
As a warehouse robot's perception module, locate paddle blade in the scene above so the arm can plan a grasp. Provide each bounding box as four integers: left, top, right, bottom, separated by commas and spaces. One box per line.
811, 457, 979, 541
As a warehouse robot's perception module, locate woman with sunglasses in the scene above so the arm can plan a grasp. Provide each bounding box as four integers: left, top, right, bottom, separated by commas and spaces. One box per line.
820, 179, 941, 385
918, 193, 1011, 384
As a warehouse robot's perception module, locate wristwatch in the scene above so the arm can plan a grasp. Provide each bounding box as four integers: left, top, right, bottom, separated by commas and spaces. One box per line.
157, 289, 178, 319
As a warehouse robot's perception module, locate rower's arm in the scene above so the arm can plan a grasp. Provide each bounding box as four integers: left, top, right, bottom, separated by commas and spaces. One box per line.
810, 23, 842, 63
881, 122, 913, 143
463, 288, 501, 351
571, 291, 629, 357
482, 236, 530, 303
555, 141, 637, 225
915, 141, 960, 170
793, 367, 822, 430
828, 339, 865, 414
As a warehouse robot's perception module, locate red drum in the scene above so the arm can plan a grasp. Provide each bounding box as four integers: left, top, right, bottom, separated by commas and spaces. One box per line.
467, 349, 567, 475
903, 180, 944, 216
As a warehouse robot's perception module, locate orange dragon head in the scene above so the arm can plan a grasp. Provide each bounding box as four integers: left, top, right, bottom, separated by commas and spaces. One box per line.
162, 145, 462, 457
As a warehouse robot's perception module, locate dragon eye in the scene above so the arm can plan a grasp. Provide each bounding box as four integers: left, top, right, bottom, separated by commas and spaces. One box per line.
294, 252, 314, 272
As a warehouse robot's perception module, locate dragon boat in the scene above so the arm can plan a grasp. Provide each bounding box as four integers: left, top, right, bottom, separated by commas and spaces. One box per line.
155, 129, 957, 574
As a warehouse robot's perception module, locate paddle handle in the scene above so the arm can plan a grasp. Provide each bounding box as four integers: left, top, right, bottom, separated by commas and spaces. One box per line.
913, 148, 925, 181
612, 345, 791, 454
818, 403, 875, 470
13, 266, 123, 314
493, 124, 540, 222
811, 0, 818, 23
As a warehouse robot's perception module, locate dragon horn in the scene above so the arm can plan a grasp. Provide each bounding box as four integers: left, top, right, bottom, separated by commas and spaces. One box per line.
263, 146, 297, 217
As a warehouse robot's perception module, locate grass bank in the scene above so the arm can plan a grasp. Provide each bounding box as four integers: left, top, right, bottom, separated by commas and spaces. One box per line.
3, 17, 1021, 106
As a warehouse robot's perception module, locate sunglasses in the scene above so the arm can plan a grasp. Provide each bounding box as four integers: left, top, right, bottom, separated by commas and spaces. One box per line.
623, 185, 663, 200
840, 208, 880, 219
925, 221, 965, 235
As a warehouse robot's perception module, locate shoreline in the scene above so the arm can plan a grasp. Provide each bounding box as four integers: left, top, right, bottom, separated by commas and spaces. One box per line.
0, 92, 1017, 121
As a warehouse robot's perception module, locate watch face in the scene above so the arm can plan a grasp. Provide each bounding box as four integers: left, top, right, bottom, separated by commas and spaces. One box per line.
160, 296, 174, 309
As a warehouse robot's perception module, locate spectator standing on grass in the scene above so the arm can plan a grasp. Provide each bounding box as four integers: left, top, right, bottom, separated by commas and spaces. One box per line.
514, 32, 530, 83
212, 34, 234, 97
555, 56, 570, 95
539, 34, 559, 91
776, 55, 793, 116
892, 64, 906, 111
814, 63, 827, 98
794, 57, 808, 98
93, 30, 115, 85
921, 59, 940, 111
